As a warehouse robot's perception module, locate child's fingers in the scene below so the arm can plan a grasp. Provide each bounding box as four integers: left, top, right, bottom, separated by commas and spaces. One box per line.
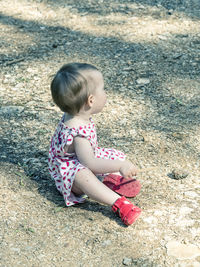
130, 169, 137, 177
126, 171, 136, 179
121, 166, 138, 179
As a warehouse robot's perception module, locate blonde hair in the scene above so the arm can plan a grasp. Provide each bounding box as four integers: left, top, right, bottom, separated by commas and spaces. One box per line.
51, 63, 98, 115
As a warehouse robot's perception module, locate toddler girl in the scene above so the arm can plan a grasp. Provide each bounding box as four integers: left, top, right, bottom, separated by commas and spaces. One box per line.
48, 63, 141, 226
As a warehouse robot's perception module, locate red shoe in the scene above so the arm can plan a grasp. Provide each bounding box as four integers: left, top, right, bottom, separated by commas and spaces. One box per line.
112, 196, 141, 226
103, 174, 141, 198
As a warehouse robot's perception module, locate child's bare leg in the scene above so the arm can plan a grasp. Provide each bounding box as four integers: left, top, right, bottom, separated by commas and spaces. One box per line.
72, 169, 120, 206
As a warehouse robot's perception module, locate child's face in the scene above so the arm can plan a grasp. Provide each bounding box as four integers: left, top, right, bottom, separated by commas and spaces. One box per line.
90, 70, 107, 114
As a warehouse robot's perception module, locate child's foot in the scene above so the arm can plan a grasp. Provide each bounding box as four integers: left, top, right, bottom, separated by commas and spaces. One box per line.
103, 174, 141, 198
112, 196, 141, 226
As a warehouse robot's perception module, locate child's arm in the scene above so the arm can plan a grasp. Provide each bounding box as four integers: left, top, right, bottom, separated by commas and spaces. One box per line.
74, 136, 137, 178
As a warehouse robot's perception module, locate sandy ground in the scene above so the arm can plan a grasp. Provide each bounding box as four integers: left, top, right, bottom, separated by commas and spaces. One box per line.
0, 0, 200, 266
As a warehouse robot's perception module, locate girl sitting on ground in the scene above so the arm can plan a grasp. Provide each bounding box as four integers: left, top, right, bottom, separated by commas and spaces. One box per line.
48, 63, 141, 226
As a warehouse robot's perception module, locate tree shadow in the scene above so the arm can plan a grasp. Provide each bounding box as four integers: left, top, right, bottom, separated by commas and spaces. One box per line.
44, 0, 200, 19
1, 11, 199, 139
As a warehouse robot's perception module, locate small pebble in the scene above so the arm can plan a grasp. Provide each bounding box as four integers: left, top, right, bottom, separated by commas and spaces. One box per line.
10, 247, 21, 253
123, 257, 132, 266
136, 78, 150, 85
102, 240, 112, 247
171, 169, 188, 180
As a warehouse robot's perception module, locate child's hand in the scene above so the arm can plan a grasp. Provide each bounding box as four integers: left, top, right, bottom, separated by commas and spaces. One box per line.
119, 160, 138, 179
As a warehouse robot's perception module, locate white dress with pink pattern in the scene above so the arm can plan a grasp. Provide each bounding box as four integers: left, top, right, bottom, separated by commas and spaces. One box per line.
48, 114, 125, 206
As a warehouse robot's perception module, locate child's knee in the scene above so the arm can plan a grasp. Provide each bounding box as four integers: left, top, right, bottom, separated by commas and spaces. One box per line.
71, 183, 84, 196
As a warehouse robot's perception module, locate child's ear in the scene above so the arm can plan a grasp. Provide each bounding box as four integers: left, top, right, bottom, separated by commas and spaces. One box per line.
87, 94, 94, 107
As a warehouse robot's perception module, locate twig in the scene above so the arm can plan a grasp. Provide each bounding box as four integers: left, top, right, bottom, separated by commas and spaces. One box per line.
1, 58, 25, 66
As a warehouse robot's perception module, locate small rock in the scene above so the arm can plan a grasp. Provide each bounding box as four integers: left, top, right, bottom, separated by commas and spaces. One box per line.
123, 257, 132, 266
25, 101, 37, 107
52, 43, 58, 48
179, 206, 193, 215
184, 191, 198, 198
166, 241, 200, 260
142, 61, 147, 65
65, 225, 70, 232
175, 219, 194, 227
102, 240, 112, 247
173, 53, 183, 59
37, 254, 45, 260
143, 216, 157, 224
129, 129, 137, 138
10, 247, 21, 253
167, 9, 173, 15
176, 34, 189, 38
118, 87, 126, 92
21, 191, 36, 198
25, 158, 41, 164
171, 169, 188, 180
158, 34, 169, 40
93, 37, 104, 43
136, 78, 150, 85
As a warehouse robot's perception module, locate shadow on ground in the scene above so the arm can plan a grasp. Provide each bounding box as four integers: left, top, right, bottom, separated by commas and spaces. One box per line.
44, 0, 200, 18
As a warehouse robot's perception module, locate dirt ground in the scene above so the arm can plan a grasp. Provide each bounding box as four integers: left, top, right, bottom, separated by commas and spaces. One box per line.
0, 0, 200, 266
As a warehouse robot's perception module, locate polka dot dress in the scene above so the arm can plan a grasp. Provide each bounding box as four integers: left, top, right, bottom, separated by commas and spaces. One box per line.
48, 114, 125, 206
